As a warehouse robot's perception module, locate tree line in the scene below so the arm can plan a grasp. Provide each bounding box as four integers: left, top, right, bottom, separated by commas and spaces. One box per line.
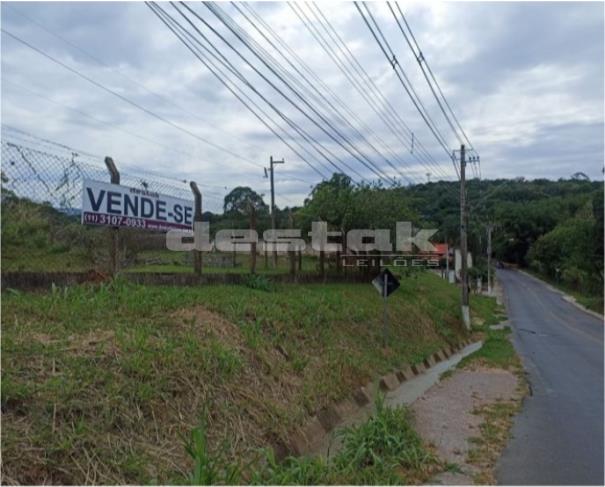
211, 174, 603, 294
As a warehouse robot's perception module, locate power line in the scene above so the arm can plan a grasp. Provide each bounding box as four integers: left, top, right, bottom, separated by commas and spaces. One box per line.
158, 2, 371, 185
157, 1, 356, 181
0, 27, 265, 171
360, 3, 452, 153
354, 2, 460, 178
390, 3, 481, 179
387, 2, 463, 147
147, 2, 339, 182
241, 1, 429, 181
2, 3, 269, 158
307, 3, 455, 182
292, 2, 452, 181
183, 1, 396, 186
225, 4, 413, 186
212, 2, 416, 185
395, 2, 475, 153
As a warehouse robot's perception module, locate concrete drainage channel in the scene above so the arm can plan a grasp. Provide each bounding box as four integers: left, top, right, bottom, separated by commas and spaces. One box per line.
284, 339, 482, 458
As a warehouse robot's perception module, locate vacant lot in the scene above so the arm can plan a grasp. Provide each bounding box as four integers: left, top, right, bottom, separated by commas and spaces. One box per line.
1, 272, 498, 484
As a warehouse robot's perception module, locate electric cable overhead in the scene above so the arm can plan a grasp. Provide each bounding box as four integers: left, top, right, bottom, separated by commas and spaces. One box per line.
240, 2, 433, 183
2, 3, 268, 157
390, 2, 481, 179
210, 2, 416, 185
158, 1, 365, 182
290, 2, 453, 181
305, 2, 453, 181
182, 1, 396, 186
0, 27, 267, 171
354, 2, 460, 179
147, 2, 346, 182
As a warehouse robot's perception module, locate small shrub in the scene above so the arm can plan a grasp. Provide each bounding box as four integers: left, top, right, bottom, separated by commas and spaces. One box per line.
242, 274, 273, 292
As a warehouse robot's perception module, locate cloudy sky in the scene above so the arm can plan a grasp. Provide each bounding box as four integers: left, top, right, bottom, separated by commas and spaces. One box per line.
2, 1, 603, 212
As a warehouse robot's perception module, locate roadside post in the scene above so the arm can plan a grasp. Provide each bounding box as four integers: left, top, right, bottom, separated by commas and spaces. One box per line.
104, 157, 120, 277
288, 210, 296, 278
372, 268, 400, 347
190, 182, 202, 276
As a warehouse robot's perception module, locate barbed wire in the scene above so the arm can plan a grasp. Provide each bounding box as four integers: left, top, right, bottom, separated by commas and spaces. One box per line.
1, 128, 198, 211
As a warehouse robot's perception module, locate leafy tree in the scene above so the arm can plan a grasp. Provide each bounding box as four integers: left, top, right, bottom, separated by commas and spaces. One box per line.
223, 186, 268, 215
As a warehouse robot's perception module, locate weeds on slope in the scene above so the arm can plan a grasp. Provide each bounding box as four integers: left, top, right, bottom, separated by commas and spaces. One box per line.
2, 272, 482, 484
181, 396, 437, 485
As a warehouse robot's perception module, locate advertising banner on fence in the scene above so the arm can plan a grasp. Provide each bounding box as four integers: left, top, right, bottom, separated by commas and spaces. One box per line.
81, 179, 193, 231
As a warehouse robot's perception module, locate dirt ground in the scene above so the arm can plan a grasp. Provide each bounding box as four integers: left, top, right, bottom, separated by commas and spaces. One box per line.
411, 367, 519, 484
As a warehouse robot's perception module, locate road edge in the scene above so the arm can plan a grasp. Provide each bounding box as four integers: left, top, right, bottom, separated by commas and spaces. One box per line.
516, 269, 604, 321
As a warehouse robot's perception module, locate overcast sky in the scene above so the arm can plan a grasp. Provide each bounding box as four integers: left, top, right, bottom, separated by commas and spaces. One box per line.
2, 1, 603, 212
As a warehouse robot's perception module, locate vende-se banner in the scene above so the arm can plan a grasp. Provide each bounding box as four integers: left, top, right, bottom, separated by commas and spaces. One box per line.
81, 179, 194, 231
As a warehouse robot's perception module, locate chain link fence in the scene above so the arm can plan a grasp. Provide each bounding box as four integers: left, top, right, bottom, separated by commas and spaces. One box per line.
1, 126, 194, 210
1, 126, 203, 274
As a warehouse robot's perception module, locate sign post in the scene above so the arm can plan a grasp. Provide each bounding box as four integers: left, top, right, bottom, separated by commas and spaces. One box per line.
372, 268, 400, 348
190, 182, 202, 276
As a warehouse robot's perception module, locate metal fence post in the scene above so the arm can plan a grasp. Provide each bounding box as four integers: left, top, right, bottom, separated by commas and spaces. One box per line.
190, 182, 203, 276
104, 157, 120, 277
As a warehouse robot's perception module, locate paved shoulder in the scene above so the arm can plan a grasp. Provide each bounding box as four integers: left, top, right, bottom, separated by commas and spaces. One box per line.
495, 269, 604, 485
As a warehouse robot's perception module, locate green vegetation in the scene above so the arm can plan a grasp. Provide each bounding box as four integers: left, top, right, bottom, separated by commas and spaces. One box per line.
460, 327, 517, 370
525, 268, 604, 314
2, 271, 495, 484
461, 300, 518, 371
249, 396, 436, 485
467, 400, 523, 484
1, 192, 99, 272
450, 299, 525, 484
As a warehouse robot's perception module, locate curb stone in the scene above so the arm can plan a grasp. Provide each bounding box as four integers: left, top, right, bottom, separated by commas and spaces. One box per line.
379, 372, 400, 391
396, 366, 414, 382
412, 362, 426, 375
352, 387, 371, 406
288, 416, 326, 455
276, 340, 471, 460
423, 355, 436, 368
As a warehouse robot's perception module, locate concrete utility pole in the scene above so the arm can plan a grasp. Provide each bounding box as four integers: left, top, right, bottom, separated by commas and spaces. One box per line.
267, 156, 284, 267
487, 223, 494, 295
459, 145, 470, 329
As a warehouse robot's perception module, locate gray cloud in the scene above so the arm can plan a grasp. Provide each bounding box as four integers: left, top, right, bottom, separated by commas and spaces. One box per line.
1, 1, 603, 212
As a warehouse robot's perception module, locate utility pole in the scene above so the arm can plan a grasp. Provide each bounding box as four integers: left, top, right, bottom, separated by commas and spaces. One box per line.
459, 144, 470, 330
487, 223, 494, 295
267, 156, 284, 268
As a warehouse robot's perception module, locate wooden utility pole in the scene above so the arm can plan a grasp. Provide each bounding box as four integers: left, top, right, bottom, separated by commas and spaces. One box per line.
487, 223, 494, 295
267, 156, 284, 268
459, 145, 470, 329
104, 157, 120, 277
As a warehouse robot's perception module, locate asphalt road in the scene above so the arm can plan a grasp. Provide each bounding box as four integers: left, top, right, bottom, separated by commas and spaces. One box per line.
495, 269, 604, 485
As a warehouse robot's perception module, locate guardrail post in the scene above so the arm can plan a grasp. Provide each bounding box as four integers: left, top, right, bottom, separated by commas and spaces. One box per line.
104, 157, 120, 277
190, 182, 203, 276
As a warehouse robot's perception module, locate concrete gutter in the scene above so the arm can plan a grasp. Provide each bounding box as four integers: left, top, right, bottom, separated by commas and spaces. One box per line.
282, 339, 482, 459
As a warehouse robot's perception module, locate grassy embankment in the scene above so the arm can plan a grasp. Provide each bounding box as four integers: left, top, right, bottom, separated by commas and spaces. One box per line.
2, 271, 500, 484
